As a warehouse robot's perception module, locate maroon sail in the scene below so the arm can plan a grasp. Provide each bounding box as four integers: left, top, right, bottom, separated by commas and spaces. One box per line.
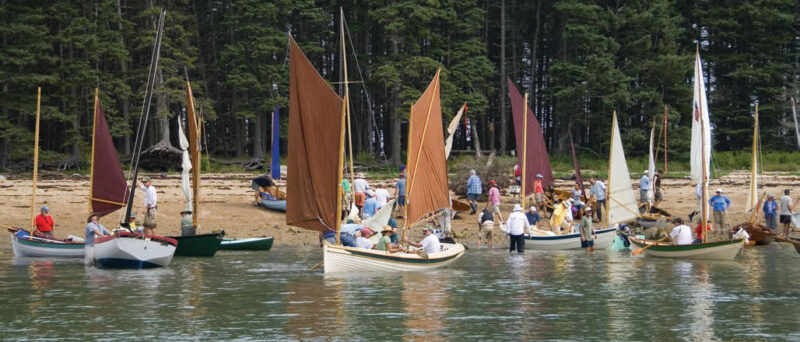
570, 134, 585, 196
90, 96, 129, 217
508, 78, 553, 195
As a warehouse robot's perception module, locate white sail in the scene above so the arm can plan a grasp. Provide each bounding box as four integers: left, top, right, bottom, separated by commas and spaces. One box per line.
178, 117, 192, 210
746, 106, 759, 212
792, 98, 799, 151
444, 104, 466, 160
608, 112, 639, 225
647, 127, 656, 202
363, 199, 396, 232
690, 52, 712, 186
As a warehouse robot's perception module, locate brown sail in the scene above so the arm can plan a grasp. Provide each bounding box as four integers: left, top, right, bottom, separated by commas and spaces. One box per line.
186, 81, 200, 226
286, 36, 345, 232
508, 77, 553, 194
405, 70, 450, 225
89, 94, 129, 217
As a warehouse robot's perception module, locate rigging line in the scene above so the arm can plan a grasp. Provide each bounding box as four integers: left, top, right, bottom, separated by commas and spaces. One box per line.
343, 18, 387, 164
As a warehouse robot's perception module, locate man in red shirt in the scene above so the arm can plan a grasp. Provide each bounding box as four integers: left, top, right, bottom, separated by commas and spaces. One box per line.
33, 206, 55, 239
693, 220, 712, 244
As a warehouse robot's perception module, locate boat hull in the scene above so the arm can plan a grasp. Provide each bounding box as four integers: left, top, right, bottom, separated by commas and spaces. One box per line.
219, 237, 274, 251
637, 205, 673, 228
93, 233, 177, 269
259, 199, 286, 212
629, 236, 743, 260
10, 234, 84, 258
732, 223, 773, 246
523, 228, 616, 250
323, 243, 465, 273
170, 232, 225, 257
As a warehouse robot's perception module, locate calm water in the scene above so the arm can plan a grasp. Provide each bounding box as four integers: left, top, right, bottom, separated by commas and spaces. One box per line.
1, 243, 800, 341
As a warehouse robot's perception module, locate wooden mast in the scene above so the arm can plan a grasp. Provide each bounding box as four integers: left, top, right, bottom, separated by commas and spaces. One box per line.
334, 8, 350, 245
186, 78, 200, 227
604, 111, 616, 229
663, 105, 668, 173
521, 92, 529, 210
341, 8, 355, 206
29, 87, 42, 228
700, 113, 708, 244
89, 88, 98, 216
748, 103, 759, 224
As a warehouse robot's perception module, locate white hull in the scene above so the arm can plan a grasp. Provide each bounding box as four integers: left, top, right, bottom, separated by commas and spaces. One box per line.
323, 243, 465, 273
524, 228, 616, 250
10, 234, 84, 258
93, 234, 176, 268
629, 237, 743, 260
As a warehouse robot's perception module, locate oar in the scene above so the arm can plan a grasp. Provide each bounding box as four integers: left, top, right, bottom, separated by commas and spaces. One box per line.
309, 261, 324, 271
631, 236, 669, 256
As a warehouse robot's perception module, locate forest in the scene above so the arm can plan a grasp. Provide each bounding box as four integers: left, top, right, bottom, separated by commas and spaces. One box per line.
1, 0, 798, 171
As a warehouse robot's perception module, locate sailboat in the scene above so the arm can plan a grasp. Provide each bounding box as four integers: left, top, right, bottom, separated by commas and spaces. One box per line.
257, 103, 287, 212
629, 51, 744, 260
506, 82, 614, 250
8, 88, 85, 258
731, 104, 772, 245
166, 79, 225, 257
637, 127, 674, 228
93, 9, 177, 268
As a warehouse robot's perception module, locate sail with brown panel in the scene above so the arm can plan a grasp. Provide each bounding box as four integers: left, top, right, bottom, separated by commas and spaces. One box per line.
507, 78, 553, 194
89, 91, 129, 217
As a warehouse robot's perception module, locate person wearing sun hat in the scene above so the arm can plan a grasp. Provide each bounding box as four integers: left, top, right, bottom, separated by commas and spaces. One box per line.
33, 206, 55, 239
84, 212, 111, 266
504, 204, 531, 253
377, 226, 403, 253
708, 188, 731, 231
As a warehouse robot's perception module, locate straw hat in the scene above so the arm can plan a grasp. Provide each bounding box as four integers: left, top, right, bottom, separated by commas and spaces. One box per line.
381, 226, 394, 234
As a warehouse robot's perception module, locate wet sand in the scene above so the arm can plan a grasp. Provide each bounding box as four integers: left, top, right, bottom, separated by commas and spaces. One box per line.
1, 171, 798, 248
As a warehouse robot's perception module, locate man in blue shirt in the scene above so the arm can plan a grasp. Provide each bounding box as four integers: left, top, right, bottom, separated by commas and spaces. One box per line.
394, 174, 406, 216
362, 190, 378, 219
709, 188, 731, 230
639, 170, 650, 203
466, 170, 482, 214
589, 177, 606, 222
763, 194, 779, 231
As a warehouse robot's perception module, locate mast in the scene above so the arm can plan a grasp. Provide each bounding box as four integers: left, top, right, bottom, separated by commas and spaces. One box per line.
747, 103, 759, 215
700, 114, 708, 243
123, 9, 165, 226
89, 88, 98, 215
663, 105, 668, 173
186, 77, 200, 227
792, 98, 799, 151
29, 87, 42, 228
340, 8, 355, 206
521, 92, 529, 209
604, 111, 616, 229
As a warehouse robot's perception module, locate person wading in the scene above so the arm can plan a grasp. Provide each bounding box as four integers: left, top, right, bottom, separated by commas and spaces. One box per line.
504, 204, 531, 254
780, 189, 794, 238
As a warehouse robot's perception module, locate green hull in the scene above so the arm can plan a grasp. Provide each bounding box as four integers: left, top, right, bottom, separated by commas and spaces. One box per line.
170, 232, 225, 257
219, 237, 274, 251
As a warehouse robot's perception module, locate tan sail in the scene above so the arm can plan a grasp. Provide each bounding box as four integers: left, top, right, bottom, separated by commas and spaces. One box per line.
186, 81, 201, 226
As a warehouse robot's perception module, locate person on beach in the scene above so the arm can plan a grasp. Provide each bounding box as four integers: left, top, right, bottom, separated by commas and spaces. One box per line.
33, 206, 55, 240
526, 206, 541, 229
694, 220, 713, 243
505, 204, 531, 253
639, 170, 650, 203
139, 177, 158, 235
405, 226, 441, 255
477, 208, 494, 249
487, 180, 503, 224
375, 187, 390, 208
653, 170, 664, 206
466, 170, 482, 214
571, 183, 584, 210
709, 188, 731, 230
669, 217, 692, 245
341, 177, 351, 212
252, 175, 277, 204
394, 174, 406, 217
763, 194, 779, 231
579, 207, 596, 253
780, 189, 794, 238
589, 177, 606, 223
84, 213, 111, 266
534, 174, 545, 213
362, 190, 378, 219
180, 209, 195, 236
353, 173, 369, 216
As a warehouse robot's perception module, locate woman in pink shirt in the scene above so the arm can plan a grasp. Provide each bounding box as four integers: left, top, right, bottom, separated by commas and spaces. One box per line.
488, 180, 503, 224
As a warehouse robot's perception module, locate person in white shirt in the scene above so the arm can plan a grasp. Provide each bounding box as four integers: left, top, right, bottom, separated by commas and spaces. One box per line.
138, 177, 158, 235
669, 217, 693, 245
354, 229, 374, 249
374, 188, 390, 207
352, 174, 369, 194
404, 226, 440, 255
505, 204, 531, 253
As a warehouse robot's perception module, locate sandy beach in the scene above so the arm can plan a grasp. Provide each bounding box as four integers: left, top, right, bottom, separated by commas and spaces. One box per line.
2, 171, 798, 248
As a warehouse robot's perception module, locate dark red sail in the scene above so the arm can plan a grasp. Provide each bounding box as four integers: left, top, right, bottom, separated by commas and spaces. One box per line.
508, 78, 554, 195
90, 96, 129, 217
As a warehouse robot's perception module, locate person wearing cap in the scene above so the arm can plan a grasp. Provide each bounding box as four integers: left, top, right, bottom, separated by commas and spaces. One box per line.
579, 207, 597, 252
180, 209, 195, 236
487, 180, 504, 224
33, 206, 55, 240
84, 213, 111, 266
394, 173, 406, 216
404, 226, 441, 255
505, 204, 531, 253
138, 177, 158, 235
763, 194, 779, 231
639, 170, 650, 203
466, 170, 482, 214
525, 206, 541, 228
589, 177, 606, 222
668, 217, 692, 246
362, 189, 378, 219
377, 226, 403, 253
354, 229, 374, 249
708, 188, 731, 230
779, 189, 794, 238
127, 212, 140, 233
476, 208, 495, 248
533, 174, 545, 212
654, 170, 664, 206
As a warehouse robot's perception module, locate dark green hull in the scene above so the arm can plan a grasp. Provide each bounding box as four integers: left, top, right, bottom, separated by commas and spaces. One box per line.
219, 237, 274, 251
170, 232, 225, 257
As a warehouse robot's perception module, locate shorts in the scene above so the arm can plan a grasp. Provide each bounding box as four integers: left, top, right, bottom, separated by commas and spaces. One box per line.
144, 208, 157, 228
655, 188, 663, 201
581, 240, 594, 248
780, 215, 792, 224
467, 193, 479, 201
479, 222, 494, 239
515, 176, 521, 186
490, 204, 500, 213
398, 195, 405, 206
535, 192, 544, 203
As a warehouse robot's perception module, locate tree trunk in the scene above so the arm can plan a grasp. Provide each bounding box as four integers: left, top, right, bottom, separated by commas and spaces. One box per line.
529, 0, 541, 97
117, 0, 131, 154
498, 0, 507, 154
472, 116, 482, 157
390, 36, 402, 166
156, 69, 170, 144
253, 105, 264, 159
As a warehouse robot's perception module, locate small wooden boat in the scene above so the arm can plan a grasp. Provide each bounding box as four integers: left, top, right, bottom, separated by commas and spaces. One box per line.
9, 229, 84, 258
258, 199, 286, 212
93, 232, 177, 269
524, 227, 616, 250
637, 205, 673, 228
628, 236, 743, 260
219, 237, 274, 251
323, 243, 465, 273
732, 222, 773, 246
170, 231, 225, 257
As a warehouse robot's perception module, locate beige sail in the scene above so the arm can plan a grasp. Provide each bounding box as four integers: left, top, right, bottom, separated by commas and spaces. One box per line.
607, 111, 638, 225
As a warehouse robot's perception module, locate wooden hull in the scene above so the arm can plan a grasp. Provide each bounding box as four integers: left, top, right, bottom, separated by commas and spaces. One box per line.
732, 223, 773, 246
93, 233, 177, 269
219, 237, 274, 251
10, 233, 84, 258
170, 232, 225, 257
323, 243, 465, 273
259, 199, 286, 212
523, 228, 616, 250
637, 205, 673, 228
628, 236, 743, 260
